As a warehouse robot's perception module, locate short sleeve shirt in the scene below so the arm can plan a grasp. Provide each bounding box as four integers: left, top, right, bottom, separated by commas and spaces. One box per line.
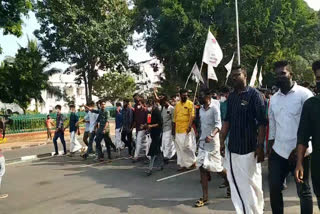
174, 100, 195, 134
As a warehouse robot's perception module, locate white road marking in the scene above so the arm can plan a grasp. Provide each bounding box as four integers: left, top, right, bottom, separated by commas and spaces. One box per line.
157, 169, 197, 182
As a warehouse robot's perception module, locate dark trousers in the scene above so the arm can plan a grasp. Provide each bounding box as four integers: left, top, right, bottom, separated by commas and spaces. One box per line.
53, 131, 66, 154
86, 131, 96, 154
121, 130, 133, 155
103, 133, 116, 159
311, 155, 320, 209
268, 150, 313, 214
94, 131, 105, 159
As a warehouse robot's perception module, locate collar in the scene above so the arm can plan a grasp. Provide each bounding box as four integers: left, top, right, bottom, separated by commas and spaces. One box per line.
277, 82, 297, 96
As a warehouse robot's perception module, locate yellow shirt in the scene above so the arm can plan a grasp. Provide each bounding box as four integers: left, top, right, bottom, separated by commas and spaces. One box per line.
174, 100, 195, 134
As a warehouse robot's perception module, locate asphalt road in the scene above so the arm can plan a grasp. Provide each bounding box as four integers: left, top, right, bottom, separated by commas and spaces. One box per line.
0, 149, 319, 214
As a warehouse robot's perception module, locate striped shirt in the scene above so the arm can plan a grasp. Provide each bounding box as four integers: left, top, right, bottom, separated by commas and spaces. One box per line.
225, 86, 267, 155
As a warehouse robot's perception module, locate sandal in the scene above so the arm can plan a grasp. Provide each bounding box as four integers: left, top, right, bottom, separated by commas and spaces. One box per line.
194, 198, 208, 207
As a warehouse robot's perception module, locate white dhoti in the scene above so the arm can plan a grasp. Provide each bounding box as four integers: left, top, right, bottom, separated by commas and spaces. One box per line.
115, 128, 124, 149
175, 131, 196, 168
196, 134, 223, 172
224, 148, 264, 214
0, 156, 5, 189
134, 130, 147, 158
70, 131, 82, 153
161, 130, 176, 159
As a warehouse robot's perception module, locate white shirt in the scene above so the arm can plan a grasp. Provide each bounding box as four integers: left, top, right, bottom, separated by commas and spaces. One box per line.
199, 100, 222, 141
88, 111, 99, 133
269, 83, 313, 159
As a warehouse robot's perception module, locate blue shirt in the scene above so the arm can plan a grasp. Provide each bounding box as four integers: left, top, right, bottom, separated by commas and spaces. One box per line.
116, 109, 123, 129
225, 87, 267, 155
69, 112, 79, 132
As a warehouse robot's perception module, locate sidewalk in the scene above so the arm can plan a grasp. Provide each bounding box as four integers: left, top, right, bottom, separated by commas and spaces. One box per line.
0, 121, 116, 151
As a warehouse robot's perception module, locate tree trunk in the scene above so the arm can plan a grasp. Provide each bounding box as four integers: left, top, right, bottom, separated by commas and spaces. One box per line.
83, 71, 89, 104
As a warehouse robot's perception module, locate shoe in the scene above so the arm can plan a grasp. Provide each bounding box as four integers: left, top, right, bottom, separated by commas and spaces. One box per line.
226, 187, 231, 198
53, 153, 59, 156
0, 194, 8, 199
219, 182, 229, 189
67, 153, 74, 157
146, 170, 152, 176
82, 154, 88, 160
177, 167, 187, 172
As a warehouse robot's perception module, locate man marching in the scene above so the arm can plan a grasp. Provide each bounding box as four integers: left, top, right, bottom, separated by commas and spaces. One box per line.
173, 88, 196, 171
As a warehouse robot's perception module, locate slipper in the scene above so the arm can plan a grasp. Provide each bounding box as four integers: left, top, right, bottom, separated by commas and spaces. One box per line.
194, 198, 208, 207
219, 182, 228, 188
0, 194, 8, 199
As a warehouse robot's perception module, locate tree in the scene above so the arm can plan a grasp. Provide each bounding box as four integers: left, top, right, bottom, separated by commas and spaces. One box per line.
0, 0, 32, 53
0, 39, 61, 113
34, 0, 138, 103
133, 0, 320, 89
93, 72, 136, 103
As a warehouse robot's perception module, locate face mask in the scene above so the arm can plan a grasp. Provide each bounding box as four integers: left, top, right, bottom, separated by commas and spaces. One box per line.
220, 96, 227, 102
137, 105, 141, 109
316, 81, 320, 93
176, 96, 180, 101
147, 107, 152, 112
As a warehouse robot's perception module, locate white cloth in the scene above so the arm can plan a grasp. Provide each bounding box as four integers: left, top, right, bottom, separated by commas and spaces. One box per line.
175, 131, 196, 168
146, 133, 152, 160
88, 111, 99, 133
134, 130, 147, 158
196, 134, 223, 172
269, 83, 313, 159
70, 131, 82, 153
224, 148, 264, 214
115, 128, 124, 149
0, 156, 5, 189
161, 130, 176, 159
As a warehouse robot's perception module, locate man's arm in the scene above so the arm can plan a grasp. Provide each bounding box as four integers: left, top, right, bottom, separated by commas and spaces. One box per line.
267, 100, 275, 156
186, 103, 195, 133
219, 121, 230, 156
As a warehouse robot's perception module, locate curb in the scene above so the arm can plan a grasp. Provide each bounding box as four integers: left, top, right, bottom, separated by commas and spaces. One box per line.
6, 150, 68, 164
2, 141, 52, 152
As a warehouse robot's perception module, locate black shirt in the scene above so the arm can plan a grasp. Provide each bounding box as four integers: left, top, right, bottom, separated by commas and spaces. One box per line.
298, 95, 320, 155
226, 86, 267, 155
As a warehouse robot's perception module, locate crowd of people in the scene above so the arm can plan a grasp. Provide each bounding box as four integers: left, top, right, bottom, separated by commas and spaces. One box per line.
0, 60, 319, 214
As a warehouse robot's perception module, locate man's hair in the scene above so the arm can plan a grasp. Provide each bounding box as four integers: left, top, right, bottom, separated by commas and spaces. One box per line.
47, 115, 50, 119
179, 88, 188, 95
133, 93, 139, 98
55, 105, 62, 110
312, 60, 320, 73
161, 95, 168, 102
200, 89, 212, 97
116, 102, 122, 107
220, 86, 230, 94
88, 101, 95, 107
99, 100, 106, 104
123, 98, 130, 103
231, 65, 247, 75
274, 60, 292, 72
69, 104, 75, 108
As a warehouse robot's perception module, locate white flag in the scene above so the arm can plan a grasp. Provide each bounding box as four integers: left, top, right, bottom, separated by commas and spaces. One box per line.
208, 65, 218, 81
202, 30, 223, 68
258, 67, 263, 87
191, 63, 204, 84
249, 61, 258, 87
225, 53, 235, 84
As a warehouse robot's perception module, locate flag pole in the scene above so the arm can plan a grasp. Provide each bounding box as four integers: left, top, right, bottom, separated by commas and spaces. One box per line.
184, 71, 193, 89
235, 0, 241, 66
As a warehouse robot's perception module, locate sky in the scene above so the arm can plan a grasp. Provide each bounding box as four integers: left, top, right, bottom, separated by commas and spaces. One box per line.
0, 0, 319, 70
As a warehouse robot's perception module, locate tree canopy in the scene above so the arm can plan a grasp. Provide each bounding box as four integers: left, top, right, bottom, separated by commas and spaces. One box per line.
0, 0, 32, 53
0, 40, 60, 112
93, 72, 136, 103
134, 0, 320, 90
34, 0, 137, 102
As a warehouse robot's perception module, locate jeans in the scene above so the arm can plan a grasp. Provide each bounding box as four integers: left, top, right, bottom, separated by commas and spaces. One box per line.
103, 133, 116, 159
83, 131, 90, 146
121, 130, 133, 156
94, 131, 105, 159
268, 150, 313, 214
53, 131, 66, 154
86, 131, 96, 154
148, 154, 164, 171
311, 155, 320, 209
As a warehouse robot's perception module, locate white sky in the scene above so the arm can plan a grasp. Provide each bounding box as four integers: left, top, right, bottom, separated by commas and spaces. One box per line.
0, 0, 319, 69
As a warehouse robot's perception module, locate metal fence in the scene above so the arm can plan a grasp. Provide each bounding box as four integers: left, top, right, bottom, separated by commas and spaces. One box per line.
4, 107, 116, 134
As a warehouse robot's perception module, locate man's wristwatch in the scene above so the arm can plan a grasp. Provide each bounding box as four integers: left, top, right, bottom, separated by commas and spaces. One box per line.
210, 134, 215, 138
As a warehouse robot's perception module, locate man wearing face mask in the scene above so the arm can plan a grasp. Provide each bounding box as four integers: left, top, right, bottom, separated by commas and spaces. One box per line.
173, 88, 196, 171
295, 60, 320, 210
132, 99, 148, 162
268, 61, 313, 214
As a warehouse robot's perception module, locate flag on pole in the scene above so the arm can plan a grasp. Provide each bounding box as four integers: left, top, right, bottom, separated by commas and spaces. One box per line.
202, 30, 223, 68
258, 66, 263, 87
191, 63, 204, 84
208, 65, 218, 81
249, 61, 258, 87
224, 53, 235, 84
